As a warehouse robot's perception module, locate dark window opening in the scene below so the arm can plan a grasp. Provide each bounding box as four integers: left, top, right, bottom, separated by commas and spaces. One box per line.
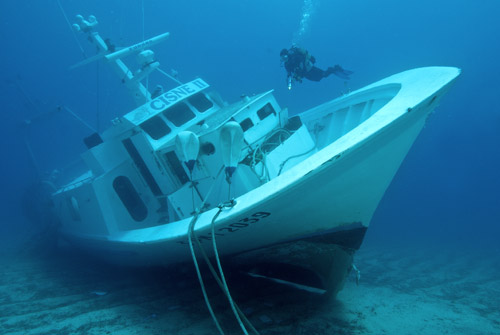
164, 151, 189, 185
83, 132, 103, 149
140, 115, 171, 140
200, 142, 215, 156
257, 103, 276, 121
285, 115, 303, 131
163, 103, 195, 127
188, 93, 213, 112
123, 138, 162, 196
240, 118, 254, 132
113, 176, 148, 222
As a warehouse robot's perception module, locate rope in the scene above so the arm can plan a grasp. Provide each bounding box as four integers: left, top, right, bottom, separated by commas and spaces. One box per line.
63, 106, 97, 133
188, 167, 225, 334
14, 80, 40, 114
23, 133, 40, 175
157, 67, 183, 85
211, 203, 253, 335
188, 212, 225, 335
96, 61, 100, 133
249, 127, 292, 182
187, 168, 259, 335
251, 146, 269, 182
190, 171, 195, 214
192, 202, 259, 335
141, 0, 149, 93
56, 0, 87, 58
277, 145, 316, 176
247, 126, 315, 177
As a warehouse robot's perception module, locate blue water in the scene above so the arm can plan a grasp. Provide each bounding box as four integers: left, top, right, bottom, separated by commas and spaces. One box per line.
1, 1, 500, 334
1, 1, 499, 255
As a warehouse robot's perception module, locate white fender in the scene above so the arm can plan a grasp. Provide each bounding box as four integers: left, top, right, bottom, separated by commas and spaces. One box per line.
220, 121, 244, 178
175, 131, 200, 172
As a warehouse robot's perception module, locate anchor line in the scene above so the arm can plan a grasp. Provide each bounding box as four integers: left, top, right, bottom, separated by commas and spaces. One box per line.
211, 202, 259, 335
187, 167, 259, 334
188, 211, 224, 335
188, 166, 225, 334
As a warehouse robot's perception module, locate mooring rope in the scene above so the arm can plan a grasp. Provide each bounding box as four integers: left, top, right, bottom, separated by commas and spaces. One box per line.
212, 203, 247, 334
211, 202, 258, 335
188, 211, 225, 334
188, 167, 225, 334
187, 168, 259, 334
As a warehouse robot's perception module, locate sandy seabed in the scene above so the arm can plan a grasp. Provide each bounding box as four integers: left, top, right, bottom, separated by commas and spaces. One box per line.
0, 242, 499, 335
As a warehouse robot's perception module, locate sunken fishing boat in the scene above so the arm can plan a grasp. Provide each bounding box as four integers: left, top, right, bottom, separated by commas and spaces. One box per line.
50, 14, 460, 297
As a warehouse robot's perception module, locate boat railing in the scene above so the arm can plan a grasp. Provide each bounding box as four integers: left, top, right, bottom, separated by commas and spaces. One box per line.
303, 84, 401, 149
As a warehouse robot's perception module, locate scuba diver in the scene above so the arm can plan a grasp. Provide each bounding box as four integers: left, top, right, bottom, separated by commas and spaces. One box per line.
280, 46, 353, 89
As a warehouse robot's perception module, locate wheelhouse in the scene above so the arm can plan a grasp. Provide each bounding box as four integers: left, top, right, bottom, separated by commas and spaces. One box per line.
55, 79, 291, 233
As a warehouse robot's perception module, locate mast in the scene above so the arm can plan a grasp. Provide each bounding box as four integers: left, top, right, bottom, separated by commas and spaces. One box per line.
72, 15, 170, 106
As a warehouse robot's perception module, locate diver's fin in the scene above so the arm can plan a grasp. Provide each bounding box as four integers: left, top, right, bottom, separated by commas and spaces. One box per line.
328, 65, 353, 80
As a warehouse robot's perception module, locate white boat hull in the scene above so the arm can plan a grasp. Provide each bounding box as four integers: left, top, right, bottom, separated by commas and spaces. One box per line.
62, 68, 459, 259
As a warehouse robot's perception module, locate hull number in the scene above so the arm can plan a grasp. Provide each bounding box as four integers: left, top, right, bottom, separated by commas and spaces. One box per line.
177, 211, 270, 244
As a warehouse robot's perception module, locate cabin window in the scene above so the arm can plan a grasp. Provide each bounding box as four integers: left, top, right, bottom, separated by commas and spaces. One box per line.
257, 103, 276, 120
113, 176, 148, 222
240, 118, 254, 132
163, 102, 195, 127
164, 151, 190, 185
140, 115, 171, 140
188, 93, 213, 113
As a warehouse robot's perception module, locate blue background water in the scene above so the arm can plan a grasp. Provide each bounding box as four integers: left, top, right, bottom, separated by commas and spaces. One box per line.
0, 0, 499, 251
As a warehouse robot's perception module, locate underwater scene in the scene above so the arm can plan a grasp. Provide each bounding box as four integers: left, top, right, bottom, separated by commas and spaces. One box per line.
0, 1, 499, 334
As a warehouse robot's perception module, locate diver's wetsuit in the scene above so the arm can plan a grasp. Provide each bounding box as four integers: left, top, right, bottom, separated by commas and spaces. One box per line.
304, 66, 333, 81
282, 47, 352, 83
